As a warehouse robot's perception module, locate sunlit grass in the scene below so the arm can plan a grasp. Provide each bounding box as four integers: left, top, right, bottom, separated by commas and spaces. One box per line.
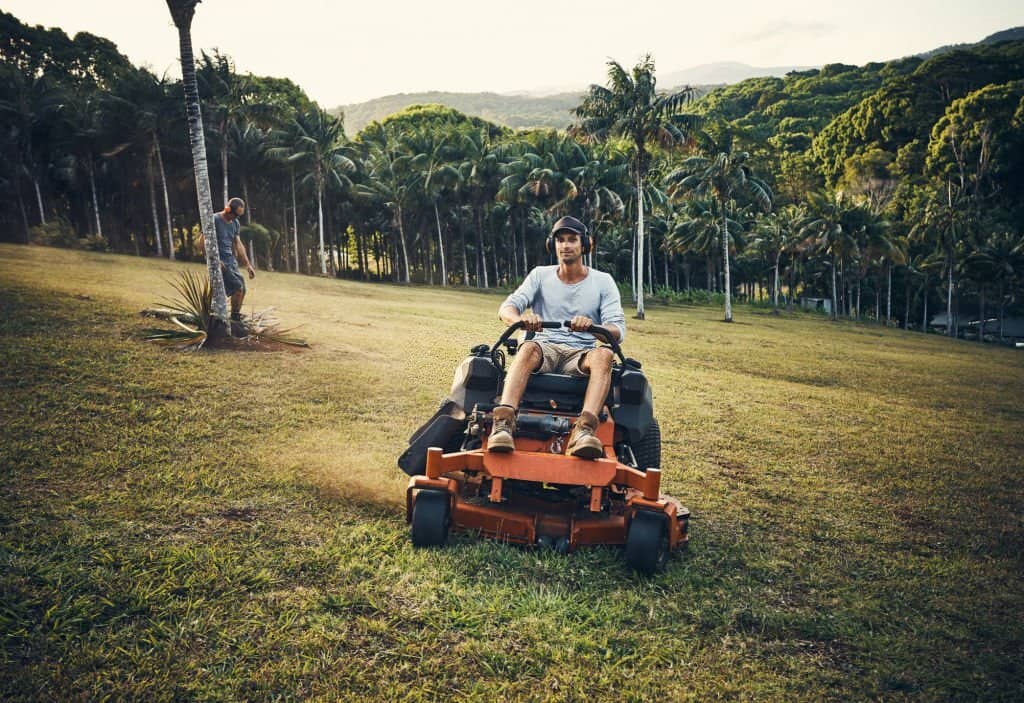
1, 244, 1021, 701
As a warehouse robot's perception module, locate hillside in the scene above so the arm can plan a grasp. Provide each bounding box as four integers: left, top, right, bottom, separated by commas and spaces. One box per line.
335, 91, 584, 134
2, 244, 1022, 700
334, 27, 1024, 136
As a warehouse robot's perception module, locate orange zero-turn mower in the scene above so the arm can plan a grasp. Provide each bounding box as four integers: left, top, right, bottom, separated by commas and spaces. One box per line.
398, 320, 689, 574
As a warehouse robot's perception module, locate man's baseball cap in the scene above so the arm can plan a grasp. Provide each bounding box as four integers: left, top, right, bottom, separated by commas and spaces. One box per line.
551, 215, 587, 236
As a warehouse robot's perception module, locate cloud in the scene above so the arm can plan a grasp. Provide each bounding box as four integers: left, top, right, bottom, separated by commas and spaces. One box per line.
735, 21, 837, 45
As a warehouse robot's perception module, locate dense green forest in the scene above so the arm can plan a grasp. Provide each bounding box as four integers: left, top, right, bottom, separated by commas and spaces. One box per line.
1, 9, 1022, 339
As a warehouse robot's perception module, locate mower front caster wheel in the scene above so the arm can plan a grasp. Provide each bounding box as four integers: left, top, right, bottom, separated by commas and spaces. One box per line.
411, 489, 450, 547
625, 511, 669, 574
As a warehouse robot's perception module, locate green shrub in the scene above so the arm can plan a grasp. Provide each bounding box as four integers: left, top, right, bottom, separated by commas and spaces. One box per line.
29, 219, 79, 248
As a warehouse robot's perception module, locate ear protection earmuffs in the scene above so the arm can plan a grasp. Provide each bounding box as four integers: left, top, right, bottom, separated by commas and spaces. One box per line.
546, 225, 591, 255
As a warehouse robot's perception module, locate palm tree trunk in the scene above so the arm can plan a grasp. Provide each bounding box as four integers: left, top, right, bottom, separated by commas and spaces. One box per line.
317, 184, 326, 274
886, 263, 892, 325
33, 177, 46, 225
147, 150, 163, 257
631, 229, 637, 301
15, 177, 30, 243
242, 177, 255, 270
521, 213, 528, 275
720, 205, 733, 322
291, 169, 300, 273
904, 280, 912, 329
773, 252, 780, 310
220, 134, 229, 206
460, 221, 469, 286
977, 289, 985, 344
922, 284, 929, 333
84, 159, 104, 243
154, 138, 174, 259
946, 248, 954, 337
706, 254, 712, 292
648, 230, 655, 296
830, 255, 838, 321
998, 282, 1005, 341
396, 204, 411, 283
635, 168, 645, 319
171, 8, 230, 328
476, 207, 488, 288
510, 214, 518, 280
434, 202, 447, 287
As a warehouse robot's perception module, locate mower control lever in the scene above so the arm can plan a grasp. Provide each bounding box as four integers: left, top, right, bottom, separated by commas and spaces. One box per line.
491, 320, 628, 368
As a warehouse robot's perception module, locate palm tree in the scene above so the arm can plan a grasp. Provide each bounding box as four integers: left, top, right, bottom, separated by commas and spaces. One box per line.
911, 184, 966, 337
800, 191, 854, 321
458, 128, 502, 288
573, 55, 697, 319
410, 129, 460, 286
666, 129, 772, 322
102, 69, 180, 258
354, 124, 418, 283
272, 108, 354, 274
664, 196, 726, 292
750, 212, 788, 311
574, 143, 629, 257
968, 230, 1024, 341
196, 50, 260, 206
230, 120, 272, 266
165, 0, 230, 331
0, 71, 64, 227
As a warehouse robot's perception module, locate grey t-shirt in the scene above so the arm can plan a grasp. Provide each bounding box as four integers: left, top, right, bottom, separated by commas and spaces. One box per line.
500, 266, 626, 349
213, 213, 240, 266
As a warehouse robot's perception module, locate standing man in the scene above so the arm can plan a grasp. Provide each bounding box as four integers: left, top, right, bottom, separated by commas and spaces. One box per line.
489, 215, 626, 459
200, 197, 255, 322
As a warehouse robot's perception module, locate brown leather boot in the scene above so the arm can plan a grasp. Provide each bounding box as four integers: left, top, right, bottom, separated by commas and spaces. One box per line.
566, 411, 603, 459
487, 405, 517, 452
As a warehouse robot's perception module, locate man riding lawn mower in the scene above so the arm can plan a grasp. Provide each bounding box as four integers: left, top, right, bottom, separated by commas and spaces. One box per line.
398, 217, 689, 573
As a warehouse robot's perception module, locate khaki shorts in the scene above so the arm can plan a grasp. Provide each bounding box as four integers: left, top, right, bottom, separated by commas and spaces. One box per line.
524, 341, 590, 377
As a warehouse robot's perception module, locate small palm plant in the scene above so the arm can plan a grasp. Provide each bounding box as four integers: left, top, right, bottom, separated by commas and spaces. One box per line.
142, 271, 308, 351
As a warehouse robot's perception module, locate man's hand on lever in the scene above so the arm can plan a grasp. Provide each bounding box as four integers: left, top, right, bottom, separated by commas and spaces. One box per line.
568, 315, 593, 333
520, 312, 543, 332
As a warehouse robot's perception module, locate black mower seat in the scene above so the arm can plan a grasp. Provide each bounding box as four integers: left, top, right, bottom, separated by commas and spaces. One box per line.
518, 372, 618, 413
524, 373, 589, 397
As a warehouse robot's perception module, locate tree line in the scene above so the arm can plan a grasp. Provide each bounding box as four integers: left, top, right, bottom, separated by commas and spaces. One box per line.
1, 9, 1022, 340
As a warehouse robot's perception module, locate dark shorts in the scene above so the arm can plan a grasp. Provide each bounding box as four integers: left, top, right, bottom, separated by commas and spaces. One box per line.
222, 262, 245, 296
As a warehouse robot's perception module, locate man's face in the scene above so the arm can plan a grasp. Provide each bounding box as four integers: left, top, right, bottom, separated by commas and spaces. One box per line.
233, 204, 246, 218
555, 231, 582, 262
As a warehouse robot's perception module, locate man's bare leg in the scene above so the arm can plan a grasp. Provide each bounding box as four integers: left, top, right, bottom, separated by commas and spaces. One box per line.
488, 342, 542, 452
498, 341, 542, 408
567, 346, 614, 459
579, 346, 614, 417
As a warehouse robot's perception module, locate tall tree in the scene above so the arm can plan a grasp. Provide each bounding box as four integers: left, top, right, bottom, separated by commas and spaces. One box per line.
666, 129, 772, 321
800, 191, 855, 321
573, 55, 696, 318
272, 108, 353, 274
165, 0, 230, 331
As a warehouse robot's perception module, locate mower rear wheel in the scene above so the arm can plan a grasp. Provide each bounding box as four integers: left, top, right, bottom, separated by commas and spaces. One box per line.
631, 418, 661, 471
411, 490, 450, 547
625, 510, 669, 574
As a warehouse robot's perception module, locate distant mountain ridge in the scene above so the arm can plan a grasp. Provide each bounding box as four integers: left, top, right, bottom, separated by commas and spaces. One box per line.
913, 26, 1024, 59
660, 61, 815, 87
334, 27, 1023, 134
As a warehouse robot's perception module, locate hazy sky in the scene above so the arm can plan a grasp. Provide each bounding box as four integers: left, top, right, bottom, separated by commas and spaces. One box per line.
4, 1, 1022, 106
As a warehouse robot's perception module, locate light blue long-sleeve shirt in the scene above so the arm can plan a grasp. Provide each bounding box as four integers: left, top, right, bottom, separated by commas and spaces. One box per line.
500, 266, 626, 349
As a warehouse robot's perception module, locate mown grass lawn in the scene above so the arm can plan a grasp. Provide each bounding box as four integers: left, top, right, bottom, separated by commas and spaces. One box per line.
1, 243, 1021, 702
